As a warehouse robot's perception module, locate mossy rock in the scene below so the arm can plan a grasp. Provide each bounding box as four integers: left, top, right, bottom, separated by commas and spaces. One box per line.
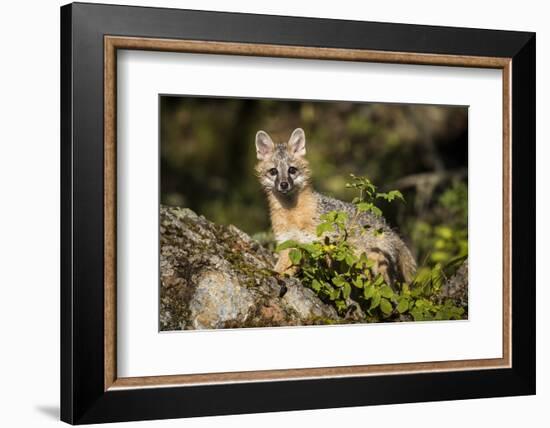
160, 205, 338, 330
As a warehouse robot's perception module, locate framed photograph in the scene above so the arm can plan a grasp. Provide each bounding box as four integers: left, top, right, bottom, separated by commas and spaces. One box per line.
60, 2, 535, 424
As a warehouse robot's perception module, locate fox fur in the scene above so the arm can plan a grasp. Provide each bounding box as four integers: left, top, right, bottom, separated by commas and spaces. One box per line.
255, 128, 416, 287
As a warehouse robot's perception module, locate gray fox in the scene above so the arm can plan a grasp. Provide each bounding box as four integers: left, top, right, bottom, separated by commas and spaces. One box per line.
255, 128, 416, 287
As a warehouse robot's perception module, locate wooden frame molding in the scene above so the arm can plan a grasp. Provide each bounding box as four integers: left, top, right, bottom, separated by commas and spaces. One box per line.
104, 35, 513, 391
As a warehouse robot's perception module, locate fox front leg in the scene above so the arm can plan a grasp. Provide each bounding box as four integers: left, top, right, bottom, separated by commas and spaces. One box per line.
274, 249, 298, 276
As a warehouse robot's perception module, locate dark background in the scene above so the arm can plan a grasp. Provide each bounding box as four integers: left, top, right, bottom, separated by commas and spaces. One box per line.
160, 96, 468, 269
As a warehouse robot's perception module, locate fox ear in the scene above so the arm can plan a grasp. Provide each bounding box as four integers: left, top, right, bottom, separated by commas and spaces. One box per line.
255, 130, 274, 160
288, 128, 306, 157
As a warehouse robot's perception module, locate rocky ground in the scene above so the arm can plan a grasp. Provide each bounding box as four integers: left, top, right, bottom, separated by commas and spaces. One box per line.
160, 205, 338, 330
159, 205, 467, 330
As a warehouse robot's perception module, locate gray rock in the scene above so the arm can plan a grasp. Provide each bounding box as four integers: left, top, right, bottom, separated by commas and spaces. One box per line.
160, 205, 337, 330
439, 259, 468, 308
190, 271, 257, 329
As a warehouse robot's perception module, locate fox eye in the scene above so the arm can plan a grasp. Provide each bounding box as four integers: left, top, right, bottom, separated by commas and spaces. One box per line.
288, 166, 297, 175
268, 168, 278, 176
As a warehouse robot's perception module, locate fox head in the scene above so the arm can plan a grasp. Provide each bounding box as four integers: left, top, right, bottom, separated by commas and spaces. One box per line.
255, 128, 311, 196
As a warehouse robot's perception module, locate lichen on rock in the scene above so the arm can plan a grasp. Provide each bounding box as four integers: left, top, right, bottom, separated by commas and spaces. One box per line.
160, 205, 337, 330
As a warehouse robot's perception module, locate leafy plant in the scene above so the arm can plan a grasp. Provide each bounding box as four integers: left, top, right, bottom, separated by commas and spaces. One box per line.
276, 175, 466, 322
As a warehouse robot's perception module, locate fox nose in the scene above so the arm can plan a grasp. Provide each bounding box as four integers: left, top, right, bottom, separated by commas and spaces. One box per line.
280, 181, 289, 190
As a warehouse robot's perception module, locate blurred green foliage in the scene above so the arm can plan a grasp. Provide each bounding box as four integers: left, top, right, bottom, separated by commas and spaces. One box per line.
160, 96, 468, 265
409, 181, 468, 290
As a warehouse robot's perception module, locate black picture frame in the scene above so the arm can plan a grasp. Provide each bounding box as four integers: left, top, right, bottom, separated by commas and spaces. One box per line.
61, 2, 535, 424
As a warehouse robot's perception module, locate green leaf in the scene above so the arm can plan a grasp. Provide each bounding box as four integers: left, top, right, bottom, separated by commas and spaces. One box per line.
344, 252, 357, 267
380, 298, 393, 315
356, 202, 372, 212
316, 222, 334, 237
320, 211, 338, 222
289, 249, 302, 265
370, 206, 383, 217
373, 275, 385, 287
298, 243, 317, 254
311, 279, 321, 292
332, 276, 347, 287
410, 308, 425, 321
357, 202, 383, 216
370, 291, 381, 310
342, 282, 352, 300
352, 277, 364, 289
380, 285, 394, 298
335, 211, 349, 223
334, 251, 346, 261
377, 190, 404, 203
363, 285, 375, 299
275, 240, 300, 252
396, 298, 409, 314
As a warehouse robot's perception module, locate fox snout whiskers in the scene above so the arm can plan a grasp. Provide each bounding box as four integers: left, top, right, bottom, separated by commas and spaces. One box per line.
275, 172, 295, 194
